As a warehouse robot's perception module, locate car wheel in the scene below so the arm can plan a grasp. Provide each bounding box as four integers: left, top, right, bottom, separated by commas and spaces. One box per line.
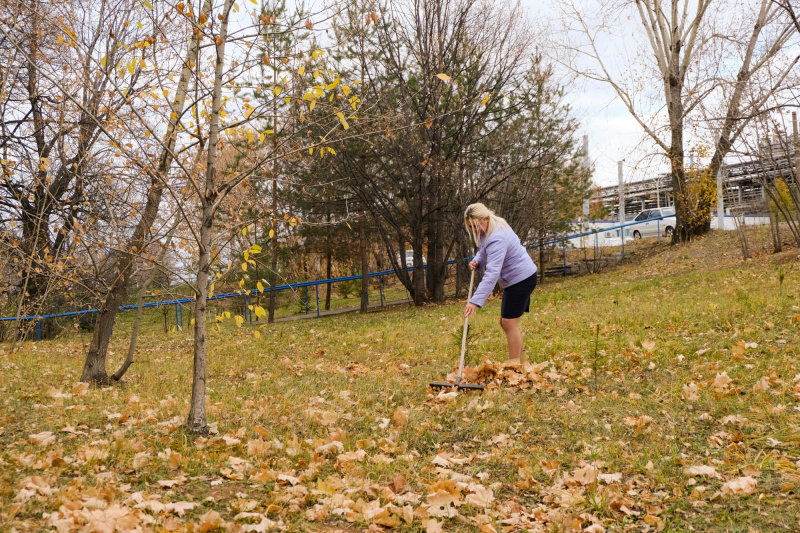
633, 230, 641, 240
665, 226, 674, 238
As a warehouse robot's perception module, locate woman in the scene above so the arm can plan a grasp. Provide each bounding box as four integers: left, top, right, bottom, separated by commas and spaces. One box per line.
463, 203, 538, 364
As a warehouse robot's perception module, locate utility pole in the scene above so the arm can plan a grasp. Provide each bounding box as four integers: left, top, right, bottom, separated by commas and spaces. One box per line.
794, 112, 799, 185
582, 136, 590, 250
618, 161, 625, 224
717, 163, 726, 230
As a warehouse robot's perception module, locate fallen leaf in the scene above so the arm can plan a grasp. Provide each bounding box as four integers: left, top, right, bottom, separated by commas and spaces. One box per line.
721, 476, 757, 495
393, 406, 409, 426
29, 431, 56, 447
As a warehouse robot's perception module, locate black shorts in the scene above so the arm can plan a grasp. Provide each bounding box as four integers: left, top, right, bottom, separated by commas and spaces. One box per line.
500, 272, 537, 319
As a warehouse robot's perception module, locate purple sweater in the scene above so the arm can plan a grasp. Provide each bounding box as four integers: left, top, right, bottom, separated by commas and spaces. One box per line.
469, 226, 537, 308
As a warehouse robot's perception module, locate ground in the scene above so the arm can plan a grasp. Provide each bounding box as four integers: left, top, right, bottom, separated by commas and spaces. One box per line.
1, 228, 799, 532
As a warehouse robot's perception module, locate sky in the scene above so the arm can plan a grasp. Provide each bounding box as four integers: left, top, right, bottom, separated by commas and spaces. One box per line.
526, 0, 800, 188
525, 0, 656, 188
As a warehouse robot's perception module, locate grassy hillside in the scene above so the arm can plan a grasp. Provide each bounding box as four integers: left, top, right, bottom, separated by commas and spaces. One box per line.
1, 228, 799, 532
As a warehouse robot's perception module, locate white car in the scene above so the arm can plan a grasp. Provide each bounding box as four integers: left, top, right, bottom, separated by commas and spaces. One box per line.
631, 207, 675, 239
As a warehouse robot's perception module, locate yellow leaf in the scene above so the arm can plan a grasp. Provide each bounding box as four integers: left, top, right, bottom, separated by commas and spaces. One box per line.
254, 330, 261, 338
244, 251, 249, 261
242, 227, 248, 236
436, 73, 451, 81
56, 35, 64, 44
309, 147, 313, 155
100, 55, 107, 67
255, 306, 266, 318
257, 281, 264, 293
269, 229, 275, 238
239, 279, 245, 288
259, 132, 265, 143
209, 284, 215, 297
298, 66, 305, 75
241, 262, 248, 271
481, 93, 489, 106
246, 129, 253, 143
235, 315, 244, 327
191, 318, 196, 326
143, 1, 153, 8
346, 222, 352, 230
224, 311, 231, 319
309, 100, 316, 112
273, 87, 282, 96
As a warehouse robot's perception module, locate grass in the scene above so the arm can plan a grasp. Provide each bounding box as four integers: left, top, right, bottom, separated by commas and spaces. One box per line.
1, 228, 800, 532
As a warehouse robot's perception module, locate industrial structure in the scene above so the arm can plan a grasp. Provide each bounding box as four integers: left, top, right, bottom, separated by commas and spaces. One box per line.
595, 142, 798, 221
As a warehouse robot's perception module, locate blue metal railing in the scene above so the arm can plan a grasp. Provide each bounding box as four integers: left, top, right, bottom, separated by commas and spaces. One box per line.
1, 215, 673, 339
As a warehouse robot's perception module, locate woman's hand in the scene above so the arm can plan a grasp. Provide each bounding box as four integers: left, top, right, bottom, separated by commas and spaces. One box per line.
468, 260, 479, 271
464, 303, 478, 318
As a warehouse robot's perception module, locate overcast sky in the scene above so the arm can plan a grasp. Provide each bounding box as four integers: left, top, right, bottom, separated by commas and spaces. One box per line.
524, 0, 656, 188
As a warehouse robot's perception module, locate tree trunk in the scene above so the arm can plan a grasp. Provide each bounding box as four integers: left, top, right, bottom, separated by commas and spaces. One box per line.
667, 67, 688, 243
80, 0, 212, 384
187, 204, 213, 435
325, 251, 332, 310
187, 0, 232, 434
411, 227, 426, 306
359, 212, 369, 313
113, 214, 181, 381
268, 177, 278, 323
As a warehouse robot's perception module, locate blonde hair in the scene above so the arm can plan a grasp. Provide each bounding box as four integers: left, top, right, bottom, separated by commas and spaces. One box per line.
464, 203, 510, 246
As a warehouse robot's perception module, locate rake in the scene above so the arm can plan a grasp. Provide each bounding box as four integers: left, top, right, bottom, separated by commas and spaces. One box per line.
429, 269, 484, 392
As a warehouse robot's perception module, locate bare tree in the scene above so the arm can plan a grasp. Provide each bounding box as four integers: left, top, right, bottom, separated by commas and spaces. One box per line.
557, 0, 798, 241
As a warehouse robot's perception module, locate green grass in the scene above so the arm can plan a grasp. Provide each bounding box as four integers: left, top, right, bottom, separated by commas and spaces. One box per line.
1, 228, 799, 532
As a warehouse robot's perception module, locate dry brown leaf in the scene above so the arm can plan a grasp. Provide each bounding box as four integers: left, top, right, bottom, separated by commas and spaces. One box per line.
393, 406, 409, 426
198, 509, 226, 531
685, 465, 721, 479
721, 476, 757, 495
425, 518, 444, 532
29, 431, 56, 447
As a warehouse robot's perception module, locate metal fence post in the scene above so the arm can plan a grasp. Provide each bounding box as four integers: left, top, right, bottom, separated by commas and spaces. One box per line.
37, 320, 41, 341
305, 287, 309, 314
595, 231, 598, 262
315, 285, 320, 318
622, 225, 626, 259
657, 219, 661, 242
179, 303, 183, 330
562, 241, 567, 276
175, 302, 179, 330
379, 276, 384, 307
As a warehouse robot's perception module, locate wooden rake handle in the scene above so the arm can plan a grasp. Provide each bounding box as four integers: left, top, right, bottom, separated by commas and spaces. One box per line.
455, 269, 476, 386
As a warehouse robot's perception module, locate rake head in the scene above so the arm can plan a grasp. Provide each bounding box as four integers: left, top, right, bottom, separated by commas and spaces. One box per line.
429, 381, 484, 391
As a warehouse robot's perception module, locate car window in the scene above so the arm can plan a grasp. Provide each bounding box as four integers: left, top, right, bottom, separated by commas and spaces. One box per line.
662, 207, 675, 216
634, 211, 647, 222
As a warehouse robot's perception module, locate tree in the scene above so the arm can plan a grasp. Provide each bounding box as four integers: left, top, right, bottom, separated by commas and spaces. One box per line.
332, 0, 535, 305
482, 55, 592, 276
0, 0, 162, 345
558, 0, 798, 241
